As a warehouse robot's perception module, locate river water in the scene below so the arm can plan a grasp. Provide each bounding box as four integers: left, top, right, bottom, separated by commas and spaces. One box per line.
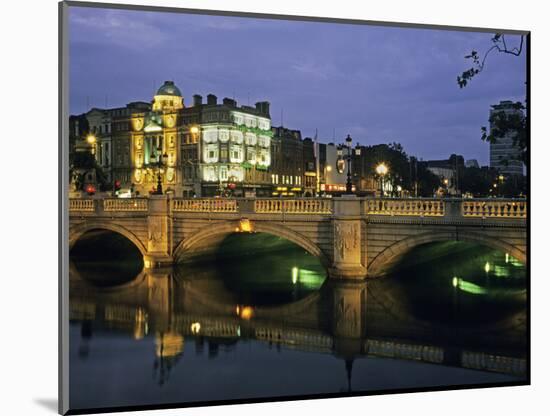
68, 233, 527, 411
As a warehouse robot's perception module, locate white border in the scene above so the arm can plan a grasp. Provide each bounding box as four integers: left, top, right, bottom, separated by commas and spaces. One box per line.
2, 0, 548, 415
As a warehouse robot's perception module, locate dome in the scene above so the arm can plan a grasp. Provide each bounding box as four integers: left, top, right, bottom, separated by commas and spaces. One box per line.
156, 80, 182, 97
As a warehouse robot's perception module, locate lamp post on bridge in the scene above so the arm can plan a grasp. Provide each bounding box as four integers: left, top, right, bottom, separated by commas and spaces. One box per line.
337, 134, 361, 195
375, 163, 388, 197
149, 148, 168, 195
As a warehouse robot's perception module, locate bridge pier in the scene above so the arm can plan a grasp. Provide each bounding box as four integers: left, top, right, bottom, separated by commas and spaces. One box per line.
328, 196, 367, 280
144, 195, 175, 269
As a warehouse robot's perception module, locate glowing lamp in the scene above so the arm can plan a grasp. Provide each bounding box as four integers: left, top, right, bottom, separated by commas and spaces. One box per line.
190, 322, 201, 334
239, 306, 254, 320
375, 163, 388, 176
236, 218, 253, 233
85, 184, 96, 195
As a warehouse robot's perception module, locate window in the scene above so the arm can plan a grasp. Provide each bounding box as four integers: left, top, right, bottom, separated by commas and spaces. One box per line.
219, 166, 228, 181
220, 147, 228, 162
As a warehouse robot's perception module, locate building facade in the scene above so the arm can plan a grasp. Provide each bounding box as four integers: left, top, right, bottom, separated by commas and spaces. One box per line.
73, 81, 273, 197
270, 126, 304, 196
489, 100, 525, 177
424, 154, 464, 196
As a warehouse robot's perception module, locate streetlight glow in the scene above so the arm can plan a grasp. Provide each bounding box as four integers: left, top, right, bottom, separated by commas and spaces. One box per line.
376, 163, 388, 176
190, 322, 201, 334
190, 126, 199, 134
86, 134, 96, 145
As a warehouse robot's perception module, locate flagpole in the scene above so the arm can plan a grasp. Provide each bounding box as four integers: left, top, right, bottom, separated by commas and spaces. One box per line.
314, 129, 320, 196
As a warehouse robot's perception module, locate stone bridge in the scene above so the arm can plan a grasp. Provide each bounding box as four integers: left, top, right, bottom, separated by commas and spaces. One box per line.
69, 196, 527, 278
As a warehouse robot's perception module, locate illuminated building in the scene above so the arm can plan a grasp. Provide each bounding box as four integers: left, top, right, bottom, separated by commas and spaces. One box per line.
318, 142, 355, 194
196, 95, 273, 197
86, 101, 151, 186
73, 81, 273, 196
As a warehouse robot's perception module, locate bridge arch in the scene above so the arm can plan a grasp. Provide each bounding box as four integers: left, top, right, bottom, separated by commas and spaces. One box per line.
69, 221, 148, 256
173, 220, 330, 267
367, 230, 526, 277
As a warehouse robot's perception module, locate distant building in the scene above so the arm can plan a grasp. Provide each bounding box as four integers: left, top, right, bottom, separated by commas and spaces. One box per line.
302, 138, 317, 196
424, 154, 464, 195
465, 159, 479, 168
319, 143, 352, 194
489, 100, 524, 176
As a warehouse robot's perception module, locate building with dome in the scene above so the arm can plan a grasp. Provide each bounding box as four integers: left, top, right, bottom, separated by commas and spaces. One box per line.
79, 80, 274, 197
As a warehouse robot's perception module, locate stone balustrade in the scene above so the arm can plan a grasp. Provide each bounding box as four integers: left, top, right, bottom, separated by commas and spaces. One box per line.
69, 198, 527, 220
461, 351, 526, 376
69, 199, 95, 212
103, 198, 148, 212
366, 339, 444, 363
254, 198, 333, 214
70, 197, 528, 221
366, 198, 445, 217
462, 200, 527, 218
172, 198, 239, 213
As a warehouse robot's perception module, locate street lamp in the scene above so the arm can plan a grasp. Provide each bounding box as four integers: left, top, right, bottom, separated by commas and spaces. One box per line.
375, 163, 388, 196
498, 174, 505, 197
338, 134, 360, 194
150, 148, 168, 195
86, 134, 97, 155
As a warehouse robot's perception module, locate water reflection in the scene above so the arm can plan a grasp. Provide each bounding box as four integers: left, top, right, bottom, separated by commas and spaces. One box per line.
68, 240, 527, 411
382, 242, 527, 325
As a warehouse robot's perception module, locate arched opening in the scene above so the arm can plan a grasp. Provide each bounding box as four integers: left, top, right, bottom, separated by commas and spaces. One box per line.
369, 241, 526, 327
174, 222, 328, 267
175, 232, 327, 306
70, 228, 144, 286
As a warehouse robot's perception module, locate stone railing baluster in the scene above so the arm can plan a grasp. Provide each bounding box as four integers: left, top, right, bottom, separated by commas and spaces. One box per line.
172, 198, 238, 213
461, 199, 526, 219
103, 198, 148, 212
365, 198, 445, 217
69, 199, 95, 212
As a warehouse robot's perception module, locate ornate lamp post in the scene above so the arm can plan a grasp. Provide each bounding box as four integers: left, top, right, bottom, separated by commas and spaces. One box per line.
375, 163, 388, 197
337, 134, 360, 194
150, 148, 168, 195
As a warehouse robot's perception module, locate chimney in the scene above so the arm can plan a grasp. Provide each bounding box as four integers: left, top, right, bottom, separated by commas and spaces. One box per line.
223, 97, 237, 107
193, 94, 203, 106
207, 94, 217, 105
255, 101, 270, 117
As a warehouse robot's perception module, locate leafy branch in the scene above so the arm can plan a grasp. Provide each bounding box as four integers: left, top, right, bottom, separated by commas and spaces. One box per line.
457, 34, 524, 88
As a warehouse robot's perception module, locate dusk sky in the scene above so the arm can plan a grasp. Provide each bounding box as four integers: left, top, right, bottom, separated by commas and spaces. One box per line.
69, 6, 526, 165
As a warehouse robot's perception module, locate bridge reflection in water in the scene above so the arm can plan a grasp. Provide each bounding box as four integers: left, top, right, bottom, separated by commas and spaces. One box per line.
69, 238, 527, 411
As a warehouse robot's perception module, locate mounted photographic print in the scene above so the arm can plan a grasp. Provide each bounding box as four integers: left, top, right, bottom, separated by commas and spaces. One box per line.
59, 1, 529, 414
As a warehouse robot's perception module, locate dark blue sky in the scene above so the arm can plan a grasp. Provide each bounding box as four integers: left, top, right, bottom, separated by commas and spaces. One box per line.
69, 6, 526, 165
